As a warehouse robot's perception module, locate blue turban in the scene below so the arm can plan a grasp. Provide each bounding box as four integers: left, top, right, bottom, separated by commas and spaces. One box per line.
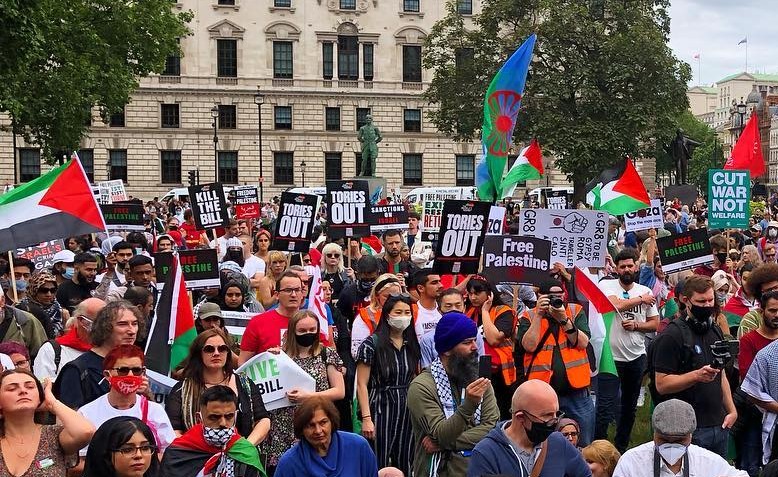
434, 312, 477, 355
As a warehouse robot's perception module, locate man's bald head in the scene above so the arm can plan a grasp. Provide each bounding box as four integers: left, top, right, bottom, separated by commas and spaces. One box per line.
75, 297, 106, 319
512, 379, 559, 416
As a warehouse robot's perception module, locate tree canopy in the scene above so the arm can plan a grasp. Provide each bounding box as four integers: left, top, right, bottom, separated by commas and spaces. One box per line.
0, 0, 192, 162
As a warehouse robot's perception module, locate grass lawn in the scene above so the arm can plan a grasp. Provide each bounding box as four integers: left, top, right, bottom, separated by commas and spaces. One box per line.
605, 388, 654, 450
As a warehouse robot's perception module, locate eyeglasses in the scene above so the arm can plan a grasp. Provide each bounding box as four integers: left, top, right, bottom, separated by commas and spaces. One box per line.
562, 431, 579, 438
111, 366, 146, 376
202, 344, 230, 354
38, 287, 57, 294
279, 287, 303, 295
113, 445, 157, 457
517, 409, 565, 427
13, 359, 29, 367
326, 253, 341, 258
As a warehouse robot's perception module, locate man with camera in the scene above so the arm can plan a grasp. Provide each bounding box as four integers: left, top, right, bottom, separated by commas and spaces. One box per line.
650, 275, 737, 459
518, 277, 593, 446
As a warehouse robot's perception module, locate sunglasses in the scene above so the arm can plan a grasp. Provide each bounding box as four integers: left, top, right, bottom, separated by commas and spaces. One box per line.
202, 344, 230, 354
326, 253, 341, 258
38, 287, 57, 294
111, 366, 146, 376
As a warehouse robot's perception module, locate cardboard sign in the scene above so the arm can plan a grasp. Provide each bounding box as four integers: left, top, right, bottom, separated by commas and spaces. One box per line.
370, 205, 409, 233
326, 180, 371, 239
272, 192, 319, 252
421, 189, 463, 241
97, 180, 128, 203
154, 249, 220, 290
433, 200, 490, 275
624, 199, 663, 232
519, 209, 608, 268
16, 240, 66, 271
656, 228, 713, 274
486, 206, 506, 236
482, 235, 553, 286
544, 190, 570, 210
233, 185, 260, 219
236, 351, 316, 411
708, 169, 750, 229
100, 203, 145, 231
189, 183, 229, 230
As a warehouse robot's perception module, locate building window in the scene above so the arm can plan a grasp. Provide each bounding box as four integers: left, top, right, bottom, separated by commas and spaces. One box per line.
218, 105, 237, 129
325, 152, 342, 180
274, 0, 291, 6
356, 107, 371, 131
404, 109, 421, 132
456, 154, 475, 186
403, 46, 422, 83
19, 149, 41, 182
161, 104, 180, 128
325, 107, 341, 131
403, 153, 423, 186
109, 107, 125, 127
363, 44, 374, 81
274, 152, 294, 184
403, 0, 420, 12
456, 0, 472, 14
274, 106, 292, 130
273, 41, 293, 79
217, 39, 237, 78
218, 151, 239, 184
162, 40, 181, 76
355, 153, 363, 175
218, 0, 235, 4
79, 149, 94, 182
160, 150, 182, 184
338, 36, 359, 80
109, 150, 128, 182
340, 0, 356, 9
322, 43, 334, 79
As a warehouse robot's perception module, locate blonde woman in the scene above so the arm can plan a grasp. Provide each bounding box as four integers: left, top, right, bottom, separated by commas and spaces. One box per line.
582, 440, 621, 477
350, 274, 402, 359
257, 250, 288, 308
320, 242, 354, 301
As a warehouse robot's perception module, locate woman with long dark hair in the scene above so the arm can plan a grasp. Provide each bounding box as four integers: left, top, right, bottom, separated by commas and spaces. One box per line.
83, 417, 159, 477
355, 294, 420, 476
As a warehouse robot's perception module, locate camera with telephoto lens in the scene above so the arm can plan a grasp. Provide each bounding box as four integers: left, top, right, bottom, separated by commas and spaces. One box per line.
710, 340, 739, 369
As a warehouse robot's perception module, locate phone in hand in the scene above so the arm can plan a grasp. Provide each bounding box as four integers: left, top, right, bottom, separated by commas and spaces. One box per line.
478, 355, 492, 379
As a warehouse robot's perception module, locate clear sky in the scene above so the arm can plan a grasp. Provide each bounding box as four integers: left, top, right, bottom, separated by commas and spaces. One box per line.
668, 0, 778, 86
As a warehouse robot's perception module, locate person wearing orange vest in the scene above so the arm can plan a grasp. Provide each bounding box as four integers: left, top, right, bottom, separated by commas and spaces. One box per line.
518, 278, 594, 446
465, 276, 518, 420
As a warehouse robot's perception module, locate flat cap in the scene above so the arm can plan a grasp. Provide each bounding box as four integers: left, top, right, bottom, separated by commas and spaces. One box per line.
652, 399, 696, 437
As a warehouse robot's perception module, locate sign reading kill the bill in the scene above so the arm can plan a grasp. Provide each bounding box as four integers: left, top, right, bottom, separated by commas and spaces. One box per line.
624, 199, 663, 232
16, 240, 66, 271
154, 249, 220, 290
370, 204, 409, 233
189, 183, 229, 230
433, 200, 490, 275
519, 209, 608, 268
100, 203, 145, 231
326, 180, 371, 239
482, 235, 552, 286
237, 352, 316, 411
233, 185, 260, 219
272, 192, 319, 252
421, 189, 463, 242
655, 227, 713, 274
708, 169, 750, 229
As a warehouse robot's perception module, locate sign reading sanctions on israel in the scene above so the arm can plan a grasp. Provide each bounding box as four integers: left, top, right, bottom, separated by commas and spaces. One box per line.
482, 235, 552, 286
433, 200, 490, 275
708, 169, 750, 229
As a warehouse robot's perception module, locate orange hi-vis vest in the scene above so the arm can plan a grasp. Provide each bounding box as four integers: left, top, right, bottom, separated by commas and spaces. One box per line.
358, 303, 419, 334
523, 304, 590, 389
467, 304, 518, 385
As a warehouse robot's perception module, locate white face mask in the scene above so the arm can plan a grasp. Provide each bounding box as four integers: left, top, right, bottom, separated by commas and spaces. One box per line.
656, 442, 688, 466
388, 316, 412, 331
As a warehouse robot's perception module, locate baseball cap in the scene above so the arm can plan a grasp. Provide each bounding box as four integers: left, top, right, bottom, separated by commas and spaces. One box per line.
652, 399, 696, 437
52, 250, 75, 265
198, 302, 223, 321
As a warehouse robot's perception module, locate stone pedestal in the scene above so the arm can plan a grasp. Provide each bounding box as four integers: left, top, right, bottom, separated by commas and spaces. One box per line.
348, 176, 387, 202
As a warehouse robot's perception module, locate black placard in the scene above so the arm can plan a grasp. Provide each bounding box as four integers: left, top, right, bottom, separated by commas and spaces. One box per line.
188, 183, 229, 230
154, 249, 220, 290
544, 190, 571, 210
272, 192, 319, 252
100, 203, 145, 231
16, 240, 66, 271
432, 200, 491, 275
370, 205, 409, 232
655, 227, 713, 274
326, 180, 371, 239
481, 235, 552, 286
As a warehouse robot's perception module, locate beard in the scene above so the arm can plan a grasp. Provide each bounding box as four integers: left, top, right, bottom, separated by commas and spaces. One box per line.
618, 271, 635, 285
77, 271, 93, 284
448, 351, 479, 388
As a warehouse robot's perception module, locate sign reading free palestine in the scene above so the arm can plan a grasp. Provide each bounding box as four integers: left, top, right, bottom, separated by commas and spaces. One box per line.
707, 169, 750, 229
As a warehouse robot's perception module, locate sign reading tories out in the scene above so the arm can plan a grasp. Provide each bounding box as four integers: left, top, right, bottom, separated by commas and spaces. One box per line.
188, 183, 229, 230
708, 169, 750, 229
624, 199, 663, 232
482, 235, 552, 286
655, 227, 713, 274
233, 185, 260, 219
100, 203, 145, 231
154, 249, 220, 290
272, 192, 319, 252
326, 180, 371, 239
432, 200, 490, 275
518, 209, 608, 268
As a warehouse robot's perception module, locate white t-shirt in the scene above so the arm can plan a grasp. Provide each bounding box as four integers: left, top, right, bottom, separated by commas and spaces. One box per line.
78, 394, 176, 456
598, 279, 659, 362
33, 342, 85, 381
243, 255, 266, 283
209, 236, 230, 261
414, 302, 442, 340
613, 442, 748, 477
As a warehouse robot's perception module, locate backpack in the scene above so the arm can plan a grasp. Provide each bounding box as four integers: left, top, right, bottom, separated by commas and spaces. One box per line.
49, 339, 62, 373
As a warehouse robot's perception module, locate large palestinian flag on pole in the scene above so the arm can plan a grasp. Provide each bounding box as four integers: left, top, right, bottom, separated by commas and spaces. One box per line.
0, 157, 106, 249
585, 157, 650, 215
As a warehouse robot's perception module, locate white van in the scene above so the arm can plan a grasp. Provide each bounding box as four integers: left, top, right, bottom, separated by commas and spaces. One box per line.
404, 186, 477, 204
286, 186, 327, 197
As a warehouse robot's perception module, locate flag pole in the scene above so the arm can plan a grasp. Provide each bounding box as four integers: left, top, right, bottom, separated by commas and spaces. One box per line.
7, 251, 18, 303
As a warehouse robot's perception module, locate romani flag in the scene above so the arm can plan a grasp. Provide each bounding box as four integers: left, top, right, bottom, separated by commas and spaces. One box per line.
574, 268, 617, 376
501, 139, 544, 199
585, 157, 650, 215
0, 156, 106, 250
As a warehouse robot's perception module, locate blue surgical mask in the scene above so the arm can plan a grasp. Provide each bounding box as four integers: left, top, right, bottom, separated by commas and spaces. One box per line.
63, 267, 74, 280
15, 279, 27, 292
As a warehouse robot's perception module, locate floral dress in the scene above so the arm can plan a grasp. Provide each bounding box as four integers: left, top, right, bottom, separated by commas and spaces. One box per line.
0, 425, 66, 477
263, 349, 343, 466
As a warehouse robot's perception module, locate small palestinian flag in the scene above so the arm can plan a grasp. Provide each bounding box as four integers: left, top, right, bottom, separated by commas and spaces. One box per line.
0, 156, 106, 250
575, 268, 617, 376
501, 139, 544, 199
585, 158, 650, 215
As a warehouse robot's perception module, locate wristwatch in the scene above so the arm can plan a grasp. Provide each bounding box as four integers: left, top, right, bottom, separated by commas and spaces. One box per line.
564, 319, 577, 334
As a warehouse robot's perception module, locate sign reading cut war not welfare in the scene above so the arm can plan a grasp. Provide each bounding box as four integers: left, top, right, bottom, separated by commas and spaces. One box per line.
708, 169, 750, 229
655, 227, 713, 274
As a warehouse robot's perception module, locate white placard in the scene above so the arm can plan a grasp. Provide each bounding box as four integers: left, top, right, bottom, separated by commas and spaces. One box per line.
236, 351, 316, 411
486, 206, 506, 236
624, 199, 663, 232
518, 209, 608, 268
98, 180, 128, 202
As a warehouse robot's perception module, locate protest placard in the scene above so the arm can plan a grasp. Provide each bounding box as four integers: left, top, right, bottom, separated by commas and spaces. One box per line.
236, 351, 316, 410
624, 199, 663, 232
189, 183, 229, 230
100, 203, 145, 231
486, 206, 506, 236
433, 200, 490, 275
370, 204, 409, 233
233, 185, 260, 219
154, 249, 220, 290
656, 228, 713, 274
482, 235, 552, 286
221, 310, 255, 342
97, 180, 128, 203
272, 192, 319, 252
708, 169, 750, 229
519, 209, 608, 268
326, 180, 371, 239
16, 240, 66, 271
544, 190, 570, 210
421, 189, 463, 241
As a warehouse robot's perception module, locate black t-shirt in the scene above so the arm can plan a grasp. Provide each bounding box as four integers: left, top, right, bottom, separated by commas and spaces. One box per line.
472, 309, 515, 336
336, 282, 370, 327
54, 350, 108, 409
56, 280, 97, 314
652, 320, 726, 428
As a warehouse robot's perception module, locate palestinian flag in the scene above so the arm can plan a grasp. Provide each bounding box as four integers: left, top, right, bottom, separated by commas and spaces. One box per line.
360, 235, 383, 256
574, 268, 617, 376
164, 423, 265, 477
585, 158, 650, 215
145, 253, 197, 379
501, 139, 544, 199
0, 156, 106, 250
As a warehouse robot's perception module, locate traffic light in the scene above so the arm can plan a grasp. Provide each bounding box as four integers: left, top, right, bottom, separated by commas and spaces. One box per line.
188, 170, 197, 186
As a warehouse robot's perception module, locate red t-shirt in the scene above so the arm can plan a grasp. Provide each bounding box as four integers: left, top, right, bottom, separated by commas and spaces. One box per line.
241, 310, 290, 354
180, 222, 203, 249
739, 330, 777, 381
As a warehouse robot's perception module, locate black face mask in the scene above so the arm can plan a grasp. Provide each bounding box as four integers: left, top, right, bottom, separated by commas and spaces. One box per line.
618, 271, 635, 285
225, 249, 245, 267
296, 332, 318, 347
358, 280, 375, 294
687, 304, 714, 334
524, 419, 557, 446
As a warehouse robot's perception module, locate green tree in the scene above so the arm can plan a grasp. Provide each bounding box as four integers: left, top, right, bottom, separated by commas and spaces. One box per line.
0, 0, 192, 163
424, 0, 691, 201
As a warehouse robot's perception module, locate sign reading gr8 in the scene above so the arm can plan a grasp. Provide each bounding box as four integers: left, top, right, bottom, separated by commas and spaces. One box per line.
521, 209, 537, 234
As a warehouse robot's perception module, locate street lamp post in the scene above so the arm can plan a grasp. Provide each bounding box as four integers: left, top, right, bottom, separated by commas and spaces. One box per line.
254, 89, 265, 203
301, 159, 306, 187
211, 106, 219, 182
736, 100, 747, 139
